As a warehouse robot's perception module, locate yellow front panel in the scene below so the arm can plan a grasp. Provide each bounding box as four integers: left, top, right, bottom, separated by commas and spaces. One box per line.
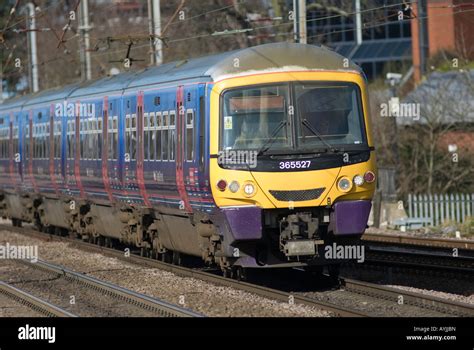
209, 71, 376, 209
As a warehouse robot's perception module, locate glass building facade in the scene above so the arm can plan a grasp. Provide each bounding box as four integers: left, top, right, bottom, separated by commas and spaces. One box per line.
306, 0, 413, 80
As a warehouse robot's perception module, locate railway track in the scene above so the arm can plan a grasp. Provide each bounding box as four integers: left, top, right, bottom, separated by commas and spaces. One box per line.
363, 232, 474, 250
1, 223, 473, 317
1, 255, 201, 317
339, 278, 473, 316
361, 233, 474, 276
0, 281, 76, 317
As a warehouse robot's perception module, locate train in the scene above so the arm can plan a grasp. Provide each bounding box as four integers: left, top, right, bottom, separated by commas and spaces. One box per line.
0, 42, 376, 278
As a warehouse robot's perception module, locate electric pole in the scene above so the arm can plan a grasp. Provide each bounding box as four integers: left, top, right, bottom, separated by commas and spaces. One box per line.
293, 0, 307, 44
418, 0, 429, 77
79, 0, 92, 81
148, 0, 163, 66
354, 0, 362, 45
25, 3, 39, 93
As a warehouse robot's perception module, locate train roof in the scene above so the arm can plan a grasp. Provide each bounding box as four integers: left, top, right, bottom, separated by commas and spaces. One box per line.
1, 42, 362, 112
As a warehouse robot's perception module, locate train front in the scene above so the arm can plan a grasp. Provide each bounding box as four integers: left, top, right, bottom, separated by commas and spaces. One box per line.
207, 44, 376, 273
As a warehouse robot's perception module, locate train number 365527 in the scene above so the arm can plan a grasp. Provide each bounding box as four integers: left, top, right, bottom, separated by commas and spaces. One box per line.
278, 161, 312, 170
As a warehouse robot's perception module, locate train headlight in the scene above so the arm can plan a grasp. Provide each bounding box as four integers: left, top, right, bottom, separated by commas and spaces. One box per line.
337, 177, 352, 192
353, 175, 364, 186
364, 171, 376, 183
229, 181, 240, 193
216, 179, 227, 192
243, 182, 256, 197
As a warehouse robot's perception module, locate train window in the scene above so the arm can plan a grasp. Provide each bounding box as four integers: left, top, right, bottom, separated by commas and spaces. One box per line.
125, 115, 130, 160
93, 119, 98, 160
144, 113, 149, 128
36, 126, 40, 159
97, 121, 102, 160
80, 132, 84, 159
186, 110, 194, 161
149, 112, 155, 128
108, 117, 113, 160
47, 127, 51, 160
113, 116, 118, 160
84, 121, 89, 160
199, 96, 205, 169
68, 121, 73, 159
0, 131, 3, 158
54, 122, 61, 159
144, 113, 149, 160
155, 112, 161, 161
131, 113, 137, 161
169, 111, 176, 161
162, 112, 168, 161
157, 112, 162, 127
148, 112, 155, 160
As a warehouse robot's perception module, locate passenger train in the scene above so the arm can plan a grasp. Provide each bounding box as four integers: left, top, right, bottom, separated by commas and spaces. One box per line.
0, 43, 376, 277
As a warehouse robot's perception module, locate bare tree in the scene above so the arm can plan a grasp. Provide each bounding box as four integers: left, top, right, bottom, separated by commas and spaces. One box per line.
397, 70, 474, 196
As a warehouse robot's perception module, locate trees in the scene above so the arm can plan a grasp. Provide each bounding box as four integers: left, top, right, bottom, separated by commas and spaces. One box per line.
395, 70, 474, 196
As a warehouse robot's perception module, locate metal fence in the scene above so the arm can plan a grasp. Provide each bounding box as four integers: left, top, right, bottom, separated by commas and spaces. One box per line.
408, 193, 474, 226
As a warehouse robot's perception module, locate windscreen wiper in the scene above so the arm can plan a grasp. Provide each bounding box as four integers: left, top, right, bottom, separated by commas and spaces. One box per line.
256, 120, 288, 156
301, 119, 339, 153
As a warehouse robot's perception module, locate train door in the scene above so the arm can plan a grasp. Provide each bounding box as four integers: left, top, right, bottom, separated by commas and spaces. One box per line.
0, 116, 10, 190
64, 101, 83, 198
24, 111, 37, 193
49, 108, 60, 197
21, 112, 31, 193
79, 99, 104, 202
136, 91, 150, 207
123, 94, 142, 205
106, 98, 121, 201
101, 96, 113, 202
175, 86, 192, 213
9, 113, 20, 192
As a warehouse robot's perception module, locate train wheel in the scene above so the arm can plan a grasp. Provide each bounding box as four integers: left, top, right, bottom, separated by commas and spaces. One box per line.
305, 265, 324, 276
96, 236, 104, 246
161, 251, 172, 263
232, 266, 246, 281
222, 268, 232, 278
34, 222, 43, 232
172, 251, 182, 265
328, 264, 341, 284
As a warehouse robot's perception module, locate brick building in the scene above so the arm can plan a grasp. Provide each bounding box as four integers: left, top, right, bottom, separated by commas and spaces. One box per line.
411, 0, 474, 82
305, 0, 474, 81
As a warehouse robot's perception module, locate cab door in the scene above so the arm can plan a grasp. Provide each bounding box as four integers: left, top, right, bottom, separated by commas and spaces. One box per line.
175, 86, 192, 213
